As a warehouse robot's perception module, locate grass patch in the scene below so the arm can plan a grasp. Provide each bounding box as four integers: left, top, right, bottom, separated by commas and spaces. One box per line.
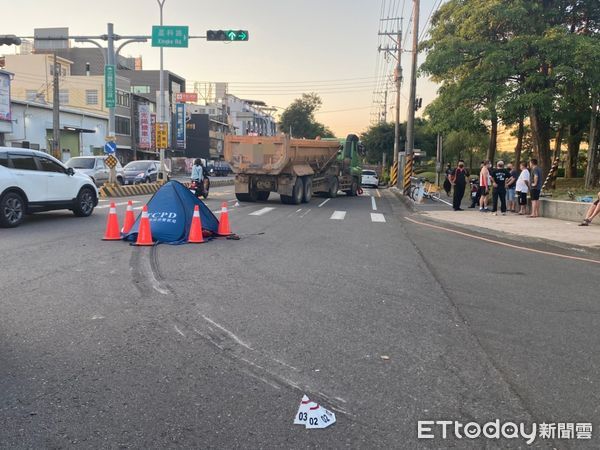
547, 178, 599, 201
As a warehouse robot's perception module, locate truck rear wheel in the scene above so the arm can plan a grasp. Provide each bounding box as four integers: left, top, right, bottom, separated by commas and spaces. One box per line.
302, 176, 313, 203
281, 177, 304, 205
236, 193, 252, 202
326, 177, 338, 198
257, 191, 270, 201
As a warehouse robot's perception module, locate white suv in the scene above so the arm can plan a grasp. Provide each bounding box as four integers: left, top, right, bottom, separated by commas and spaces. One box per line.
0, 148, 99, 228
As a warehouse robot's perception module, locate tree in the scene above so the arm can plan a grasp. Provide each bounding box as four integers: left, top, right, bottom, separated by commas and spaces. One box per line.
360, 122, 395, 165
278, 93, 335, 139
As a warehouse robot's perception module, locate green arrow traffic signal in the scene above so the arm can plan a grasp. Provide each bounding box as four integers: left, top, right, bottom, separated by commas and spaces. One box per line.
207, 30, 249, 41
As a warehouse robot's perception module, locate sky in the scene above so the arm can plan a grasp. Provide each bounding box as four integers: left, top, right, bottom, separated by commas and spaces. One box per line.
4, 0, 442, 137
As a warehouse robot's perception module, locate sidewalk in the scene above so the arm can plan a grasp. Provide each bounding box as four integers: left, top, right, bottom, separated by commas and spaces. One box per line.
417, 208, 600, 250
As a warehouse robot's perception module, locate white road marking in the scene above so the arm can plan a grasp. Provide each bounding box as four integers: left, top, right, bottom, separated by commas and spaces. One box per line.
174, 325, 185, 337
318, 198, 330, 208
133, 206, 143, 211
376, 189, 381, 198
330, 211, 346, 220
300, 208, 312, 218
371, 213, 386, 223
371, 196, 377, 211
249, 207, 275, 216
296, 208, 302, 213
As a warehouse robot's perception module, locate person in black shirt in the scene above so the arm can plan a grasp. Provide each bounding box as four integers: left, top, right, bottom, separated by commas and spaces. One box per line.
490, 160, 514, 215
450, 160, 469, 211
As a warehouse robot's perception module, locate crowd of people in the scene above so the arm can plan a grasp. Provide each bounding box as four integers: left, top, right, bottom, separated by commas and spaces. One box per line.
444, 158, 580, 221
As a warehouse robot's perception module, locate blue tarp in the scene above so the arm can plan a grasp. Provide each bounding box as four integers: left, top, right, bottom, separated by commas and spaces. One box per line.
122, 180, 219, 244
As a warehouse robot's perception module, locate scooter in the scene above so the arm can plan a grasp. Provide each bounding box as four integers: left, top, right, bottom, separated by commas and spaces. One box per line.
469, 177, 480, 208
190, 177, 210, 200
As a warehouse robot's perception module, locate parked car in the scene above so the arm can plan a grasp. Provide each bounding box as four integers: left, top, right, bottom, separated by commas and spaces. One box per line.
122, 160, 167, 185
0, 148, 99, 228
210, 161, 232, 177
65, 156, 124, 186
361, 169, 379, 188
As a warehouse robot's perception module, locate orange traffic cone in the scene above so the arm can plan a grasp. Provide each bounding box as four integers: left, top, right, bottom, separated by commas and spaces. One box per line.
135, 205, 154, 246
102, 202, 121, 240
122, 200, 135, 234
217, 201, 232, 236
188, 205, 205, 243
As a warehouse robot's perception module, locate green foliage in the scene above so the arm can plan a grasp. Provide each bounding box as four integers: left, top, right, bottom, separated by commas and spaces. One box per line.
278, 93, 335, 139
421, 0, 600, 181
360, 119, 437, 165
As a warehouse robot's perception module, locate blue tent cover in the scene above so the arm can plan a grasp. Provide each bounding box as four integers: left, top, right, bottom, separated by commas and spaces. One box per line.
122, 180, 219, 244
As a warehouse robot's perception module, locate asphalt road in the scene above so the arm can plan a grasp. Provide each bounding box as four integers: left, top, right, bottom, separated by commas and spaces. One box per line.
1, 184, 598, 448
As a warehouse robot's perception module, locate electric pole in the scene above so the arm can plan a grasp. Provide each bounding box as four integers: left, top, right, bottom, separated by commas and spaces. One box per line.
378, 17, 402, 187
403, 0, 420, 194
52, 53, 60, 160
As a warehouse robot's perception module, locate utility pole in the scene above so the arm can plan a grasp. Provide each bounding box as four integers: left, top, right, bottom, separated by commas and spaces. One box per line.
378, 17, 402, 187
403, 0, 420, 194
106, 23, 116, 183
382, 88, 388, 123
52, 53, 60, 160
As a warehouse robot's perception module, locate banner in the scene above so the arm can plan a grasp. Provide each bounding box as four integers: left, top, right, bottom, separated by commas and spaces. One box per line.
175, 92, 198, 103
0, 72, 11, 122
176, 103, 186, 149
138, 104, 151, 149
150, 113, 157, 151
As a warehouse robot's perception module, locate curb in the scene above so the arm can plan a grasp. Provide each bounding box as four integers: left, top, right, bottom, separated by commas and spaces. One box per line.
99, 179, 234, 198
389, 186, 417, 212
412, 213, 600, 258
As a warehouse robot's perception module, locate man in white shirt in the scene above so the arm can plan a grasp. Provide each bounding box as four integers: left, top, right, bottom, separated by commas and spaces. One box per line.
515, 161, 530, 215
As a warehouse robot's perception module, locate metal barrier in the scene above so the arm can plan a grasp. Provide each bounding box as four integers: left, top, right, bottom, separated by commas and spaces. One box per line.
99, 179, 234, 198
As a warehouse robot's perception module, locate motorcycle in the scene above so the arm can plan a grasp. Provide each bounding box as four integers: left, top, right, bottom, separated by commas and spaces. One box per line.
469, 177, 480, 208
190, 176, 210, 200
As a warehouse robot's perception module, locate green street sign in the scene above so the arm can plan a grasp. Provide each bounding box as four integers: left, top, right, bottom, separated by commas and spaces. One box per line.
104, 64, 116, 108
152, 25, 189, 48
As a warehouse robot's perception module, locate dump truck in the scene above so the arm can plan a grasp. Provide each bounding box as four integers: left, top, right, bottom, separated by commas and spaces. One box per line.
224, 134, 363, 204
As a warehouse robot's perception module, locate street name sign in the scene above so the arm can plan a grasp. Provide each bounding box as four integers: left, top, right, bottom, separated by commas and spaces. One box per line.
152, 26, 189, 48
104, 65, 116, 108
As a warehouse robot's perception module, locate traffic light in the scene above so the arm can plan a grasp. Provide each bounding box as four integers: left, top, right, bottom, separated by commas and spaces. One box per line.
0, 35, 22, 46
206, 30, 249, 41
415, 97, 423, 111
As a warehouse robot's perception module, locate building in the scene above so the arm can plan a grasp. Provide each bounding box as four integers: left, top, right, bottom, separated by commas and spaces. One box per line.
187, 103, 229, 159
225, 95, 277, 137
4, 99, 108, 160
0, 53, 138, 163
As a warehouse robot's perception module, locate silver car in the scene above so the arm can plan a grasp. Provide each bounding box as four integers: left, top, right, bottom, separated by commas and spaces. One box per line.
66, 156, 124, 186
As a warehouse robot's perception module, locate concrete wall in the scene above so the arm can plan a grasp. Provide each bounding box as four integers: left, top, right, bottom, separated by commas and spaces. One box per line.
540, 198, 598, 225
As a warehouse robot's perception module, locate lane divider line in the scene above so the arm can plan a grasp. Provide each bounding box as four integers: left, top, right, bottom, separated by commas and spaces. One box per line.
249, 207, 275, 216
376, 189, 382, 198
300, 208, 312, 218
404, 216, 600, 265
318, 198, 330, 208
371, 213, 386, 223
371, 196, 377, 211
330, 211, 346, 220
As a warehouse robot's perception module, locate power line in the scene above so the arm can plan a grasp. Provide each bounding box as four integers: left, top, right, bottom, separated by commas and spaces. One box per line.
419, 0, 443, 41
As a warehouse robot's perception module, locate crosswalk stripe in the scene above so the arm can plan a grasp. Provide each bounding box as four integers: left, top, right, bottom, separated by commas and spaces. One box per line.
318, 198, 330, 208
370, 213, 386, 223
330, 211, 346, 220
249, 207, 275, 216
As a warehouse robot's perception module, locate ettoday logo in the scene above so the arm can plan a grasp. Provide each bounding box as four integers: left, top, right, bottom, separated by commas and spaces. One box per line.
418, 420, 593, 445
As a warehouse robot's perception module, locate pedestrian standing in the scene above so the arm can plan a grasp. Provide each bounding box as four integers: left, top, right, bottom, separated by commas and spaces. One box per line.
506, 162, 518, 212
491, 161, 513, 215
479, 160, 491, 212
515, 161, 530, 215
443, 163, 453, 197
450, 160, 468, 211
529, 158, 542, 218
